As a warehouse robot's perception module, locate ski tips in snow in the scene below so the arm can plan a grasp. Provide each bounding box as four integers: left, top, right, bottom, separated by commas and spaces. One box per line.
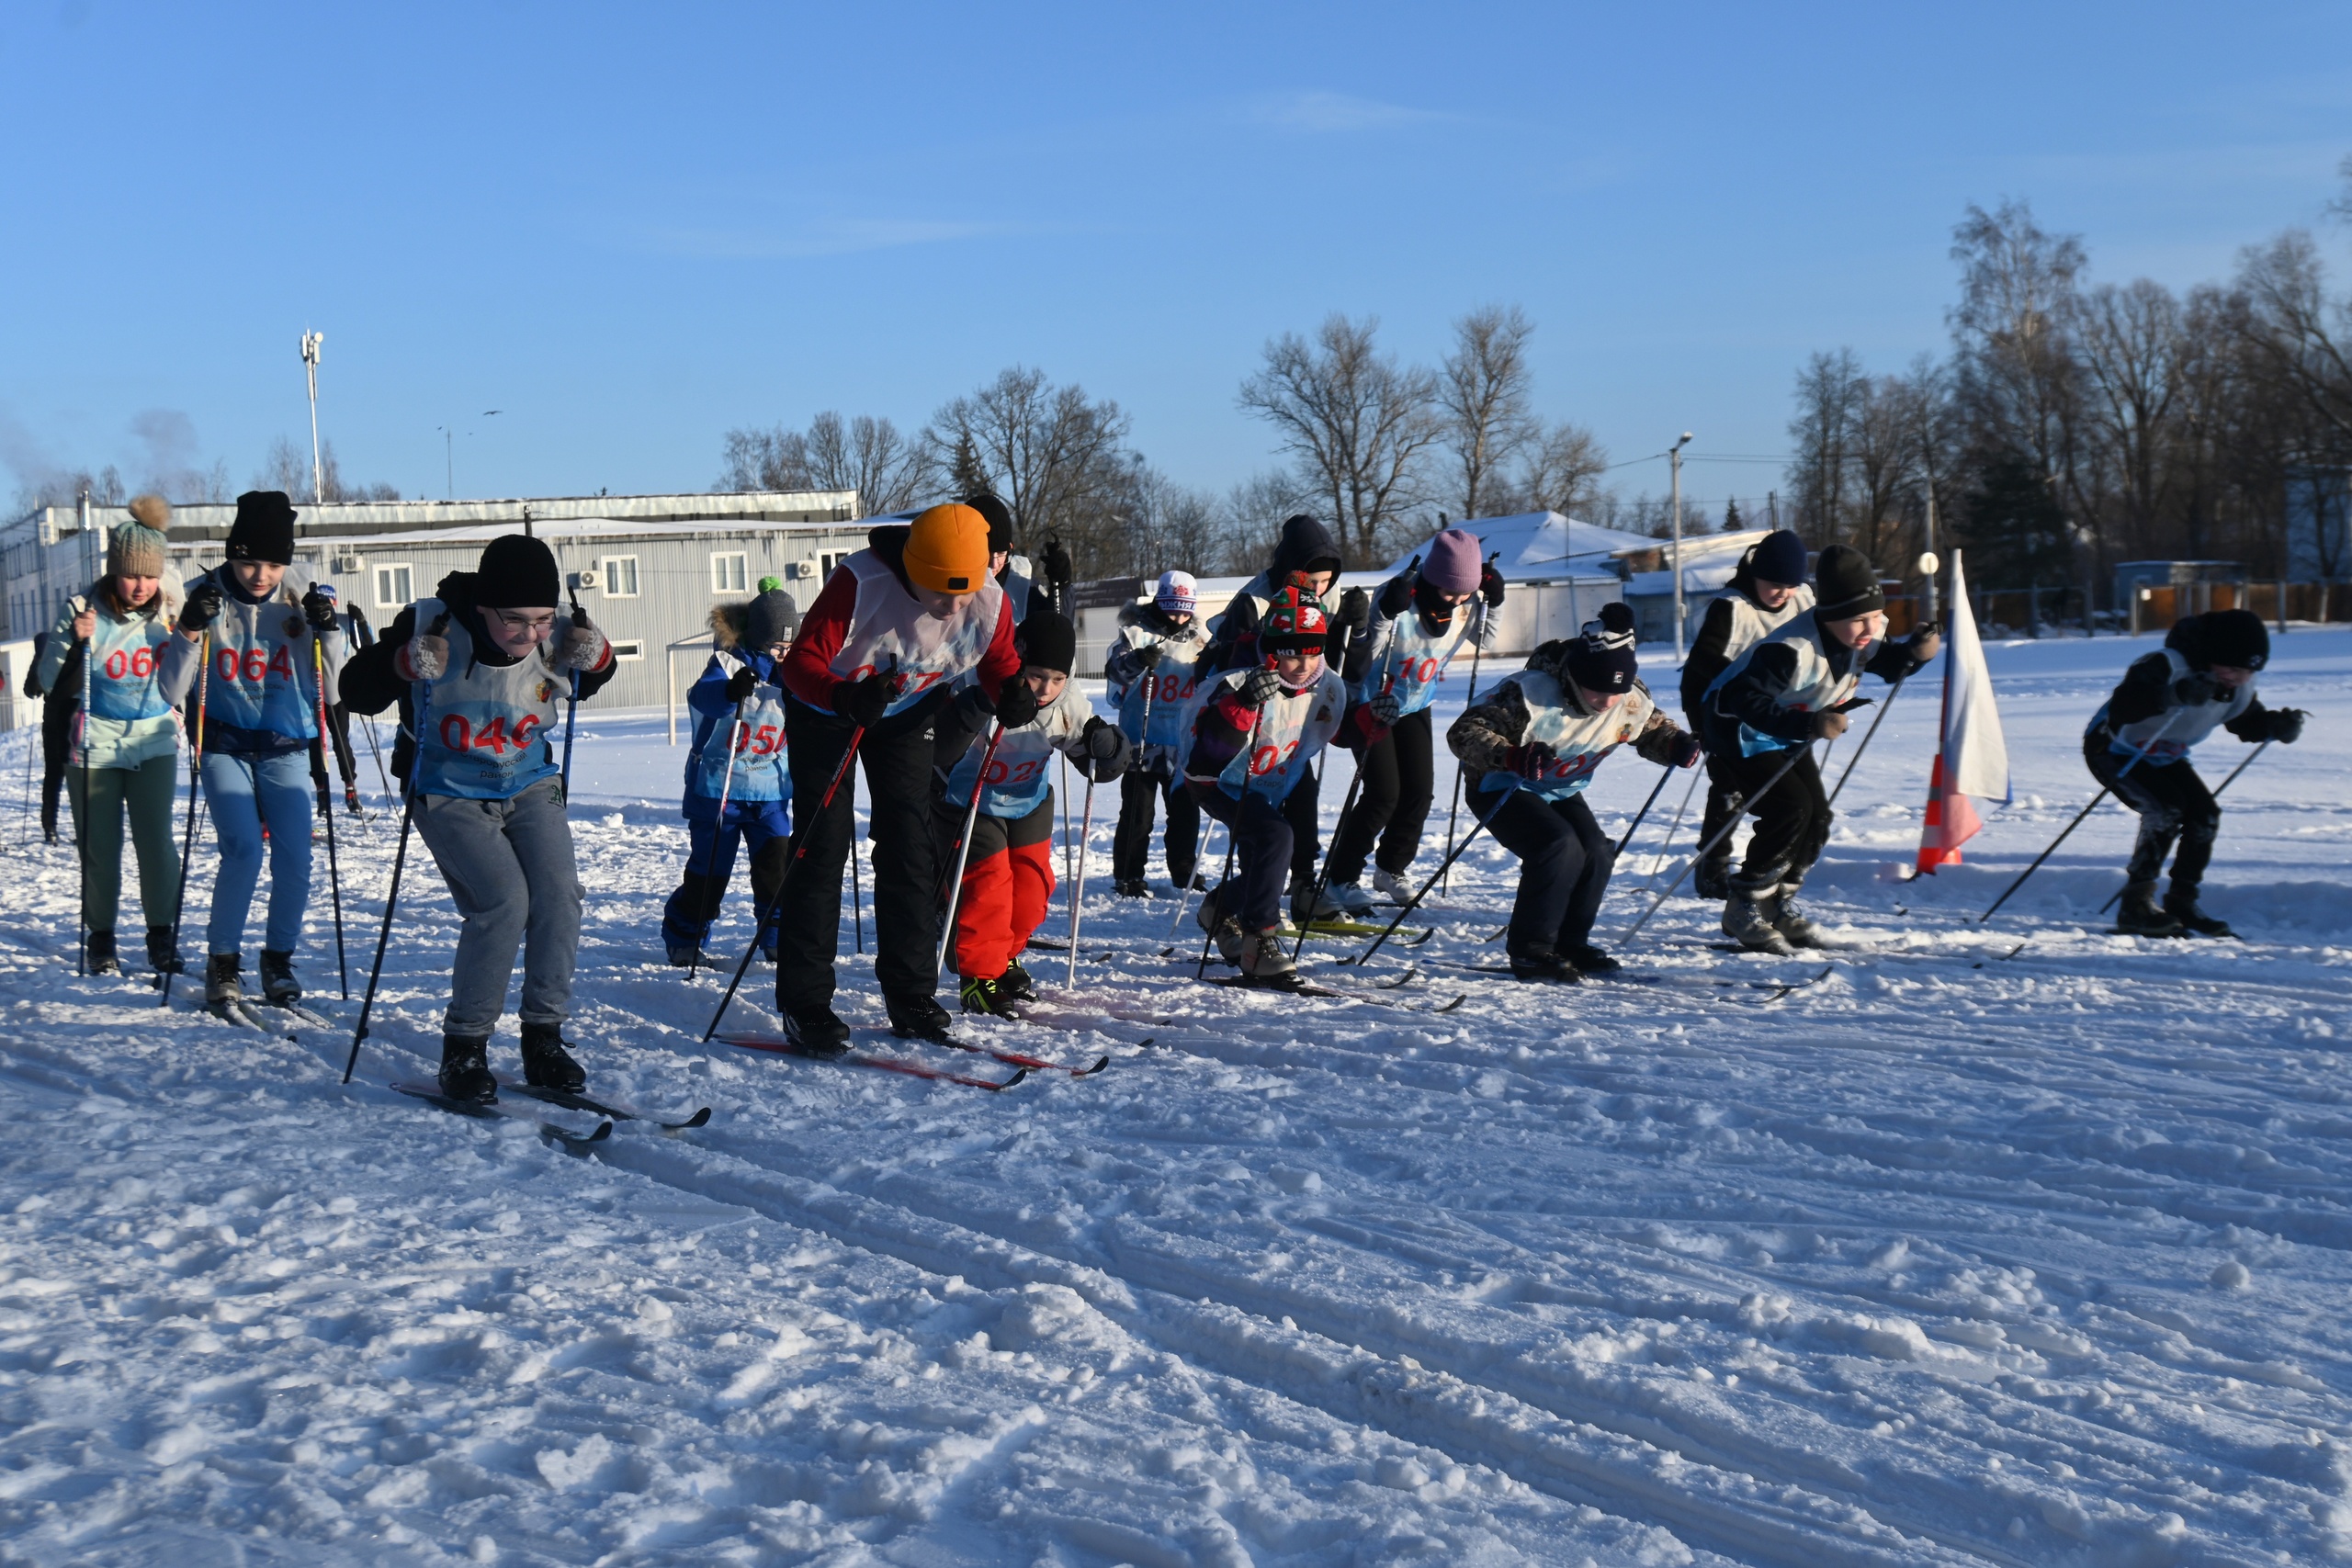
390, 1080, 614, 1151
714, 1032, 1030, 1091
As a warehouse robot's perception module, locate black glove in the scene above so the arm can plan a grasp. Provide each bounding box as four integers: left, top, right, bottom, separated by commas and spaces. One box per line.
180, 581, 224, 636
1514, 740, 1560, 777
1080, 716, 1132, 781
1131, 640, 1163, 671
1376, 569, 1416, 617
993, 676, 1040, 731
953, 682, 994, 728
833, 671, 893, 728
2173, 671, 2219, 706
2268, 706, 2306, 744
301, 585, 338, 631
1669, 731, 1702, 769
1480, 561, 1506, 607
1337, 587, 1372, 637
1238, 667, 1283, 708
725, 665, 760, 704
1040, 537, 1073, 588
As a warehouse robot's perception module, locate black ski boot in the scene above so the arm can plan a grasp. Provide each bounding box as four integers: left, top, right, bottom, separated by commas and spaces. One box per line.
958, 974, 1020, 1018
520, 1021, 587, 1091
782, 1005, 851, 1057
2163, 888, 2235, 939
145, 925, 185, 976
999, 957, 1039, 1002
86, 929, 119, 976
259, 949, 301, 1006
205, 953, 244, 1010
2116, 880, 2186, 938
1114, 877, 1149, 898
438, 1034, 497, 1103
665, 939, 708, 968
886, 992, 956, 1043
1723, 873, 1796, 955
1566, 942, 1622, 976
1508, 946, 1581, 984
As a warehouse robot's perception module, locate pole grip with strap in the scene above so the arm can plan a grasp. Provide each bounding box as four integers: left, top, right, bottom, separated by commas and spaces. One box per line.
311, 637, 349, 998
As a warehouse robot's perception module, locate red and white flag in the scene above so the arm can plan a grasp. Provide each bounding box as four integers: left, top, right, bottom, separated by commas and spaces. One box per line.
1917, 550, 2010, 874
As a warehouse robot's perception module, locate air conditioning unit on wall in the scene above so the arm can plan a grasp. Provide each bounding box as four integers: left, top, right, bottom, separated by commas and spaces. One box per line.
332, 553, 366, 576
785, 560, 814, 580
570, 568, 601, 592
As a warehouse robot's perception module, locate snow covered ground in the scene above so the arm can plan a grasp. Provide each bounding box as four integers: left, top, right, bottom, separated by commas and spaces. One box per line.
0, 626, 2346, 1566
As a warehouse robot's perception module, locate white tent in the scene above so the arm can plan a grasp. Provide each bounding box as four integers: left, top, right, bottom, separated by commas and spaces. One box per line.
1385, 512, 1659, 579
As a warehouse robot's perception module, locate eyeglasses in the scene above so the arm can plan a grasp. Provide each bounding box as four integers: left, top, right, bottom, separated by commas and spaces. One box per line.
490, 610, 558, 634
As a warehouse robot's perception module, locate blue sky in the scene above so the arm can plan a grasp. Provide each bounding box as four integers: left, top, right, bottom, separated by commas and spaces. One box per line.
3, 0, 2347, 518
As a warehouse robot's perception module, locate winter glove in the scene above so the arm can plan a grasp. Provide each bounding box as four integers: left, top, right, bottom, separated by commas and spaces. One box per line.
833, 670, 894, 728
1480, 561, 1507, 607
2267, 706, 2306, 744
1669, 731, 1702, 769
1079, 716, 1132, 781
725, 665, 760, 704
1130, 639, 1163, 671
557, 608, 607, 671
1237, 667, 1283, 708
952, 682, 995, 730
1040, 537, 1073, 589
179, 581, 224, 637
1366, 690, 1405, 728
1337, 587, 1372, 640
992, 675, 1041, 731
69, 596, 96, 643
404, 625, 451, 682
1812, 709, 1851, 741
302, 584, 339, 631
1905, 626, 1941, 666
1376, 568, 1416, 617
1512, 740, 1560, 778
2172, 671, 2219, 706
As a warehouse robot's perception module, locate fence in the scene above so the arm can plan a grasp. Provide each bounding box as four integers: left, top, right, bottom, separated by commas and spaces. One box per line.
1957, 581, 2349, 638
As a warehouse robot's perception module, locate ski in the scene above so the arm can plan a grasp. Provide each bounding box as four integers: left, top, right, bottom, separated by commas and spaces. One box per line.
390, 1080, 614, 1150
1202, 976, 1466, 1013
493, 1076, 714, 1130
1287, 919, 1433, 943
1755, 963, 1837, 1000
203, 997, 299, 1039
715, 1032, 1027, 1091
256, 998, 335, 1029
936, 1029, 1113, 1076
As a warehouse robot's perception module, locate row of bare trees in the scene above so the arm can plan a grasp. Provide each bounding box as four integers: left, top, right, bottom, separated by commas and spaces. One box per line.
1786, 164, 2352, 603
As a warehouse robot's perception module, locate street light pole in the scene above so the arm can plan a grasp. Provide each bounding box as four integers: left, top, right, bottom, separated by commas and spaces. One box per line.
300, 332, 325, 503
1668, 432, 1693, 662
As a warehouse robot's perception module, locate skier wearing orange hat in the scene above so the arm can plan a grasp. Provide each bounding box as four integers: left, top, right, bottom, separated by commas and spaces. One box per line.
775, 502, 1026, 1048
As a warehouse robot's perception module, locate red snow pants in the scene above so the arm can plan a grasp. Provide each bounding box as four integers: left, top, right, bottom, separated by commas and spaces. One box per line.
943, 794, 1056, 980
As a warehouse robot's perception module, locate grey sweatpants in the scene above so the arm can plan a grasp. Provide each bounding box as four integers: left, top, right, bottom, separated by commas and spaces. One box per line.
413, 777, 582, 1038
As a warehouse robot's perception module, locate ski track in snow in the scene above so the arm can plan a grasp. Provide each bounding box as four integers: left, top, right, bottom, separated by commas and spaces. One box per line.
0, 629, 2346, 1566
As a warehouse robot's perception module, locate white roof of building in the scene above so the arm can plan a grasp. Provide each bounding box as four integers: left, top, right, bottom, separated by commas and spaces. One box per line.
1385, 512, 1661, 578
1623, 527, 1770, 597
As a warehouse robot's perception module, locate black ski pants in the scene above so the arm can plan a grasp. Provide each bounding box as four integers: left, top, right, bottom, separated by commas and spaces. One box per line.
1192, 782, 1292, 933
2083, 732, 2220, 895
1327, 706, 1433, 886
40, 689, 72, 840
1695, 761, 1742, 881
1487, 788, 1615, 959
1714, 744, 1828, 888
776, 702, 944, 1014
1111, 761, 1200, 887
1282, 762, 1320, 893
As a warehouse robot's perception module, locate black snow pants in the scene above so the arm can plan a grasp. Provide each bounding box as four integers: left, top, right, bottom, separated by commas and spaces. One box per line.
1111, 761, 1201, 888
1713, 744, 1829, 890
2083, 732, 2221, 895
1326, 706, 1433, 886
1487, 788, 1615, 960
1193, 782, 1294, 934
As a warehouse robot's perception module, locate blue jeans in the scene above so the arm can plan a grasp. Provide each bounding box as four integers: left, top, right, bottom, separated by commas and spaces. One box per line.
202, 749, 315, 956
662, 798, 792, 952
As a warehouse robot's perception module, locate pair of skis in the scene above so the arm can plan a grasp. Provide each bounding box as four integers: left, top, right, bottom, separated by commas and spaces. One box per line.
715, 1011, 1124, 1091
389, 1077, 712, 1149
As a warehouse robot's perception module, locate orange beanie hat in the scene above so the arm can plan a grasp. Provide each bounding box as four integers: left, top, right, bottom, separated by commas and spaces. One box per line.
903, 502, 990, 594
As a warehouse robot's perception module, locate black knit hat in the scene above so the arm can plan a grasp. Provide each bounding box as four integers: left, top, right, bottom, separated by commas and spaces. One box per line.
2174, 607, 2268, 672
226, 491, 298, 565
745, 589, 800, 648
964, 492, 1016, 556
1751, 529, 1807, 586
1565, 602, 1640, 694
1015, 607, 1077, 675
1813, 544, 1885, 620
474, 534, 562, 609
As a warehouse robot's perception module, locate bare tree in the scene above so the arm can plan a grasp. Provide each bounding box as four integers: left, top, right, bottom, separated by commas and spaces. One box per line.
1785, 348, 1865, 545
254, 435, 396, 503
1510, 420, 1609, 515
2075, 278, 2190, 547
1238, 313, 1442, 566
1437, 305, 1537, 521
716, 425, 811, 492
928, 367, 1135, 578
803, 412, 932, 514
2231, 230, 2352, 447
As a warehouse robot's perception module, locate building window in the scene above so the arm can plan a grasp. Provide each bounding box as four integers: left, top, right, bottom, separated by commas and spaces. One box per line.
820, 551, 849, 578
608, 639, 646, 661
601, 556, 639, 598
374, 563, 413, 609
711, 551, 749, 594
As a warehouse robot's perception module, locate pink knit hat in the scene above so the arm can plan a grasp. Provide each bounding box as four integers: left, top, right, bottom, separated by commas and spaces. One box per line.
1422, 528, 1483, 593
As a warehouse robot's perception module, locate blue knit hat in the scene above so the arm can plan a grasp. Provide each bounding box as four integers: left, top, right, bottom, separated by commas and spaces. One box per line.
1752, 529, 1807, 587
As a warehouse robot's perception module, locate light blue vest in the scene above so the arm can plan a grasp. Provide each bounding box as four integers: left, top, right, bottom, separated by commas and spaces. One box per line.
411, 601, 570, 800
687, 656, 791, 804
190, 567, 330, 741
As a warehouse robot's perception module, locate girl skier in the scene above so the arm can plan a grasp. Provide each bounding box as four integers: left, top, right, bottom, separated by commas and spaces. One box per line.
2083, 607, 2303, 938
936, 609, 1130, 1015
1184, 587, 1349, 985
1448, 604, 1699, 982
1105, 570, 1210, 897
157, 491, 345, 1017
37, 501, 184, 976
1698, 544, 1939, 953
661, 588, 799, 966
340, 534, 616, 1101
1679, 528, 1814, 899
1321, 527, 1503, 915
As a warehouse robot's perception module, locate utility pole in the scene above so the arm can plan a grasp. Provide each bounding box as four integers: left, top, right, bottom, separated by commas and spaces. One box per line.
300, 332, 326, 503
1668, 433, 1693, 661
1921, 488, 1939, 627
438, 426, 454, 499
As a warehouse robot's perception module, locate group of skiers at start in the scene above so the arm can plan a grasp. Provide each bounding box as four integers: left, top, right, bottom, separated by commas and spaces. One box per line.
33, 491, 2306, 1104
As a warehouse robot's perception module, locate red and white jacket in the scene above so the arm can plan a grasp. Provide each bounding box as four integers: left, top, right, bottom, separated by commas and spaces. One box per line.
783, 536, 1021, 723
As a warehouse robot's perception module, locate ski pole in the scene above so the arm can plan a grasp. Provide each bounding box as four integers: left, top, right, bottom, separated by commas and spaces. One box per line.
850, 766, 864, 954
345, 612, 449, 1083
311, 637, 349, 998
1065, 763, 1097, 987
1295, 637, 1391, 959
1160, 810, 1224, 953
1193, 828, 1238, 980
1825, 673, 1906, 808
72, 597, 93, 975
160, 634, 209, 1004
1347, 780, 1518, 967
934, 720, 1009, 982
1620, 739, 1814, 943
1439, 555, 1499, 895
1615, 765, 1676, 857
704, 719, 869, 1042
1982, 705, 2190, 927
686, 705, 745, 980
1643, 765, 1703, 893
560, 591, 583, 797
2092, 737, 2274, 917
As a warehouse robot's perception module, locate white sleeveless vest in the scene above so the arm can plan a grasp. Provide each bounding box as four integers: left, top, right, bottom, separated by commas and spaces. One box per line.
1477, 671, 1655, 800
1356, 601, 1479, 718
944, 688, 1088, 818
1711, 582, 1815, 663
1182, 665, 1346, 803
410, 599, 573, 800
818, 551, 1004, 720
1703, 609, 1854, 756
2086, 648, 2256, 766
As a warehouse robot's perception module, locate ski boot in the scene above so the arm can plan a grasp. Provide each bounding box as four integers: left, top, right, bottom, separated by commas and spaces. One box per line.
999, 957, 1039, 1002
1723, 875, 1795, 955
204, 953, 245, 1012
886, 992, 956, 1043
2116, 880, 2185, 938
259, 949, 301, 1006
85, 929, 119, 976
519, 1021, 587, 1091
958, 974, 1020, 1017
145, 924, 185, 976
781, 1005, 851, 1057
665, 939, 709, 968
1314, 881, 1375, 919
438, 1034, 496, 1102
1237, 929, 1298, 985
1770, 882, 1829, 949
1508, 946, 1580, 984
1114, 877, 1149, 898
1566, 942, 1622, 976
2162, 888, 2233, 938
1371, 866, 1411, 904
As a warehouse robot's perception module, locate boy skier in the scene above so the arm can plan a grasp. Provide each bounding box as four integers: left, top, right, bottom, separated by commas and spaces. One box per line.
2083, 607, 2303, 937
775, 503, 1025, 1049
661, 587, 799, 965
1679, 528, 1814, 898
1104, 570, 1210, 897
157, 491, 345, 1016
937, 609, 1131, 1014
1448, 603, 1699, 981
1322, 527, 1503, 914
1698, 544, 1939, 953
38, 502, 185, 976
339, 533, 616, 1100
1184, 586, 1349, 984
